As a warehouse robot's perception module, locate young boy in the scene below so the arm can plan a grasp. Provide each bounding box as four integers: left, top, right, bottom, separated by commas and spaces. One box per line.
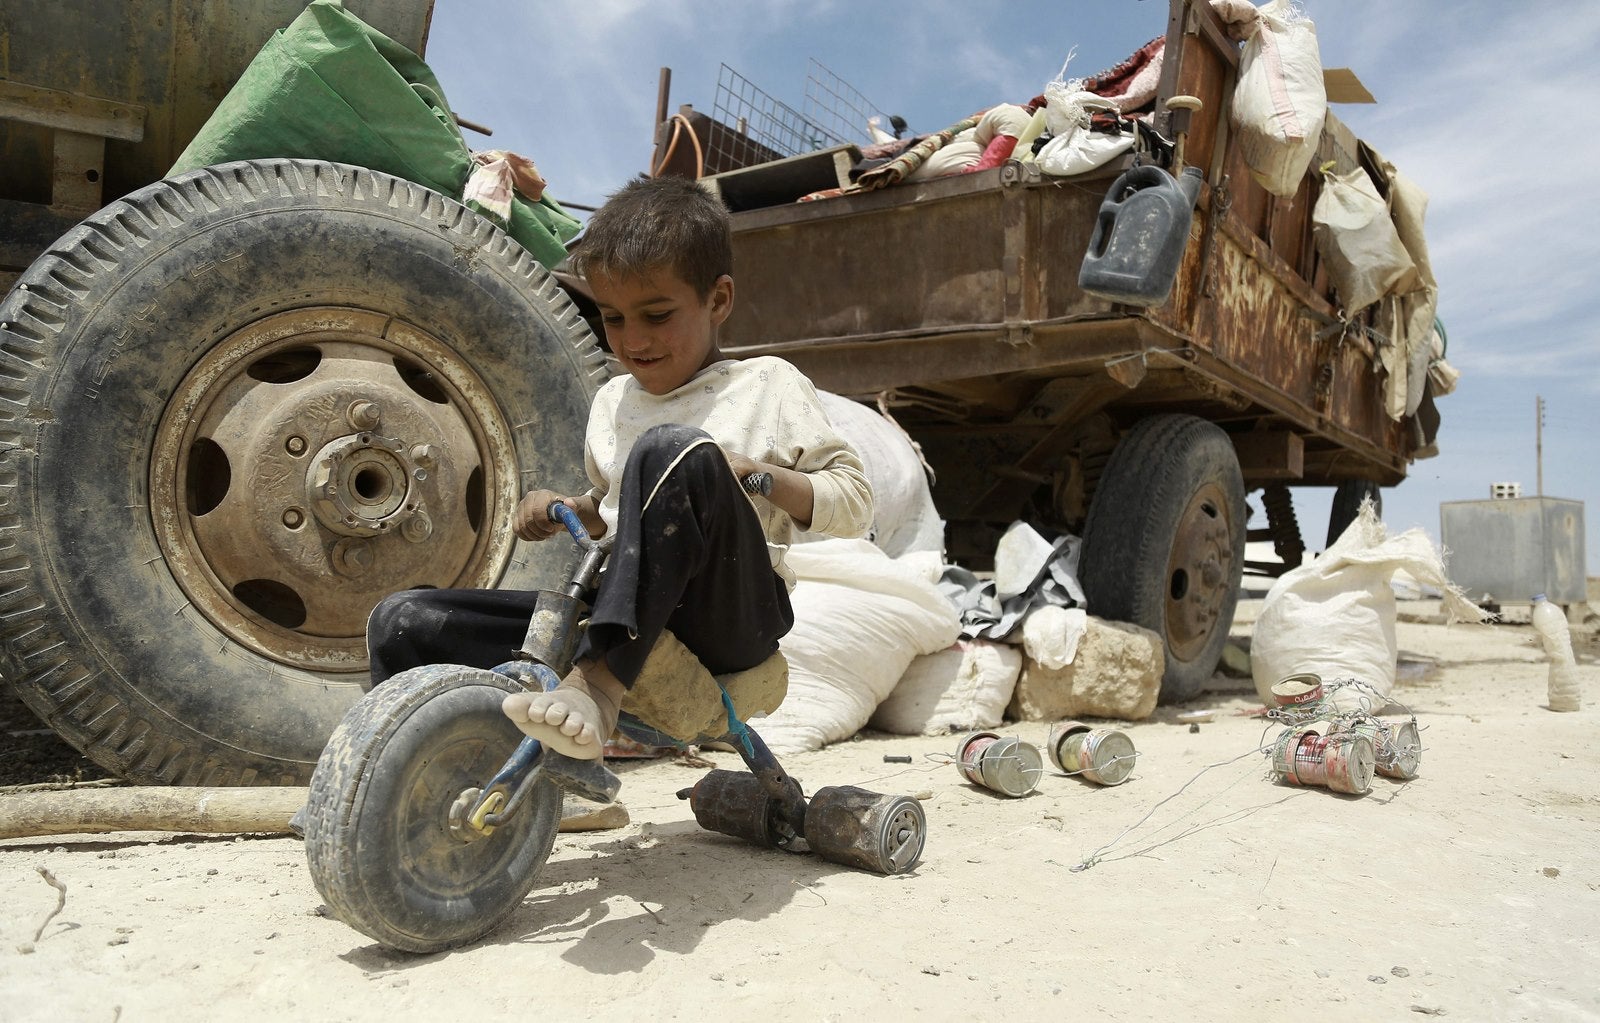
366, 176, 872, 759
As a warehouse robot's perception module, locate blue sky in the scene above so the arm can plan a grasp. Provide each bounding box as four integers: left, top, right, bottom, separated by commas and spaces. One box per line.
422, 1, 1600, 574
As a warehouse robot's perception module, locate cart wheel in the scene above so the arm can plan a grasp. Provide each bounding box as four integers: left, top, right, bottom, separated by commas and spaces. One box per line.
1326, 480, 1382, 547
1079, 414, 1246, 702
303, 664, 561, 953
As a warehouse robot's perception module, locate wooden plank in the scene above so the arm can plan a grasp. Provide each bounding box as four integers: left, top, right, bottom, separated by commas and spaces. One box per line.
1232, 430, 1305, 480
0, 80, 146, 142
51, 131, 108, 212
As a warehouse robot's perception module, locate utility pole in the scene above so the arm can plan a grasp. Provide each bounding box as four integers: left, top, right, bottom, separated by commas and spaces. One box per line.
1536, 394, 1545, 497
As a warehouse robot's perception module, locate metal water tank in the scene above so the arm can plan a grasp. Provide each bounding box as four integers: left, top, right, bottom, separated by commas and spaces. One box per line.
1439, 497, 1586, 605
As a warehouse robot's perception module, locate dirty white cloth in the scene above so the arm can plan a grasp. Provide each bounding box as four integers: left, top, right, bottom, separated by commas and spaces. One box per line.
794, 391, 944, 559
870, 639, 1022, 736
906, 104, 1032, 181
754, 539, 959, 753
1312, 165, 1417, 316
1251, 502, 1487, 713
1231, 0, 1327, 196
584, 357, 872, 590
938, 521, 1086, 641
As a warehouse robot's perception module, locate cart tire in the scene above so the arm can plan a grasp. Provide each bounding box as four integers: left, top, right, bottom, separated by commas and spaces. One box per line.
0, 159, 605, 785
303, 664, 561, 953
1079, 414, 1246, 702
1326, 480, 1382, 548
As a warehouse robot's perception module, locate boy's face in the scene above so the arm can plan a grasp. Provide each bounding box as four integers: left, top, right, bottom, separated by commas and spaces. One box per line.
589, 268, 733, 395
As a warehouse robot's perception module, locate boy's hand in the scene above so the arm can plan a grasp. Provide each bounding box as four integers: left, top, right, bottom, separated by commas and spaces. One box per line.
513, 489, 573, 541
722, 450, 763, 481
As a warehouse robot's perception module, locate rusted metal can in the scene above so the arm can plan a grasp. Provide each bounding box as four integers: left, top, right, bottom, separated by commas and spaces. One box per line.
954, 731, 1042, 798
1047, 721, 1137, 786
1271, 726, 1374, 795
1352, 719, 1422, 780
1270, 672, 1324, 710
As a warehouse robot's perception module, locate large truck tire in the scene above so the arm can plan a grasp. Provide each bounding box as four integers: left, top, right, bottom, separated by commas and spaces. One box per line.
1079, 414, 1246, 702
0, 159, 607, 785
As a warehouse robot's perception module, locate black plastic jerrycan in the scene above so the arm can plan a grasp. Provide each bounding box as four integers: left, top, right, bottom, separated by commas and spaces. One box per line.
1078, 164, 1204, 306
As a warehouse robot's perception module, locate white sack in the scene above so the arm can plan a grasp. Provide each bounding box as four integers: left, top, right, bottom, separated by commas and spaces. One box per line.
1020, 604, 1089, 670
1037, 126, 1135, 178
800, 391, 945, 559
1251, 503, 1486, 713
1231, 0, 1326, 196
869, 640, 1022, 736
1312, 166, 1416, 317
757, 539, 960, 753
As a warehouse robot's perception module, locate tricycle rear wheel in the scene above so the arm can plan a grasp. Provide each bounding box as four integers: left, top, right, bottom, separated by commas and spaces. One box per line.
1079, 414, 1246, 702
303, 664, 561, 953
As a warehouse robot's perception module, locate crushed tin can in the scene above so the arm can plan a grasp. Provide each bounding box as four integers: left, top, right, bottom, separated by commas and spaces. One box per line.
1351, 718, 1422, 780
954, 731, 1043, 798
1047, 720, 1138, 786
1271, 725, 1374, 795
1270, 673, 1324, 710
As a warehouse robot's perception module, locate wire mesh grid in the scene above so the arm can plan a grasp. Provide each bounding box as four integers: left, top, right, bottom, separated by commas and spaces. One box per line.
706, 60, 895, 172
803, 59, 898, 150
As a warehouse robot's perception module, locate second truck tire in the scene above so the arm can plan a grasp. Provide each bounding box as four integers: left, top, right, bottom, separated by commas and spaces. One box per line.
1079, 414, 1247, 702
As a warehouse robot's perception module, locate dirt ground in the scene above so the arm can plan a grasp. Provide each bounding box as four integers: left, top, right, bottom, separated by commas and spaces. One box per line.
2, 600, 1597, 1022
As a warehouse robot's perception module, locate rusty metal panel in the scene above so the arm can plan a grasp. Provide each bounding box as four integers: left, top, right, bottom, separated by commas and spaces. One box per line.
1440, 498, 1587, 605
726, 182, 1013, 344
0, 0, 434, 204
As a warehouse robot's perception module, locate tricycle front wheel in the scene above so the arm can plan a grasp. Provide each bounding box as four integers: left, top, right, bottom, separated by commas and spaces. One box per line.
303, 664, 561, 953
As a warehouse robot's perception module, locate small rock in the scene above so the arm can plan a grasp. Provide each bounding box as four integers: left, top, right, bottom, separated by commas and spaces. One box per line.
16, 942, 35, 955
265, 932, 279, 941
107, 936, 129, 947
1369, 975, 1388, 985
1392, 966, 1410, 978
206, 868, 219, 876
1409, 1007, 1447, 1016
711, 973, 724, 982
1189, 723, 1200, 733
922, 966, 942, 977
1542, 866, 1560, 878
1315, 970, 1330, 979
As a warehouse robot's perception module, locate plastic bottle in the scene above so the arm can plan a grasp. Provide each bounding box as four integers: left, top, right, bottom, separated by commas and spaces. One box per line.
1531, 594, 1581, 712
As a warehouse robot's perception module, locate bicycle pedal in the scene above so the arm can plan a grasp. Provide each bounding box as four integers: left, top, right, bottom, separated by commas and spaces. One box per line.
541, 749, 623, 804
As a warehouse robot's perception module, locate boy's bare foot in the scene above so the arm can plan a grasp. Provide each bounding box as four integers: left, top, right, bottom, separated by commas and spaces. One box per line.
502, 660, 624, 761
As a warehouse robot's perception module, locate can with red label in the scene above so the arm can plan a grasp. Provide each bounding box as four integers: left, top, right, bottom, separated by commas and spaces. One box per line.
1270, 673, 1324, 710
1271, 725, 1374, 795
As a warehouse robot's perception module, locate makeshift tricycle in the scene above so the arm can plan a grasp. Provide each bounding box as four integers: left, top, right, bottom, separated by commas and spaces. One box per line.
301, 499, 928, 953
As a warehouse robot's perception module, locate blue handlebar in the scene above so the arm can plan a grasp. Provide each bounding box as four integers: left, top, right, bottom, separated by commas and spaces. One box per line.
546, 501, 591, 545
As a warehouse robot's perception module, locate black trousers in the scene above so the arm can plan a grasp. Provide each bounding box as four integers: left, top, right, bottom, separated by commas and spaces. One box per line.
367, 424, 794, 688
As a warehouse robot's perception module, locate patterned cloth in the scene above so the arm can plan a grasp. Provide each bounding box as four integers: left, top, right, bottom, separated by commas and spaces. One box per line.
463, 149, 548, 227
851, 115, 983, 191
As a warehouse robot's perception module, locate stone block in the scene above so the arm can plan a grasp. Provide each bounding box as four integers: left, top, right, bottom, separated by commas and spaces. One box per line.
1008, 616, 1164, 721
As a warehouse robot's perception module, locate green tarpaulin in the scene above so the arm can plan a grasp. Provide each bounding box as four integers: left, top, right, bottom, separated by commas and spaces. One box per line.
171, 0, 578, 267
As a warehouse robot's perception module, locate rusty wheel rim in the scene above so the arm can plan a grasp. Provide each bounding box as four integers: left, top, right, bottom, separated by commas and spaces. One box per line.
1163, 481, 1234, 663
151, 307, 520, 673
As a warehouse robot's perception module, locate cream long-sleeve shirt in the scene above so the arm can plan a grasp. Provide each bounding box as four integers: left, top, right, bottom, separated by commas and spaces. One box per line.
583, 356, 873, 589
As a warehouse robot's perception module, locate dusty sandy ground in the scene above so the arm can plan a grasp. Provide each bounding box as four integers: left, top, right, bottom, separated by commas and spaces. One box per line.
2, 601, 1597, 1022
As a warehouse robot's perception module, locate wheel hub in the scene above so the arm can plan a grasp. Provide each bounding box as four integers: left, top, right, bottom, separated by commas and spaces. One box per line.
150, 307, 519, 673
1165, 481, 1235, 662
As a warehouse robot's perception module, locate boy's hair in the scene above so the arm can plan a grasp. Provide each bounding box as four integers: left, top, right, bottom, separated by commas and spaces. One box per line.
571, 176, 733, 298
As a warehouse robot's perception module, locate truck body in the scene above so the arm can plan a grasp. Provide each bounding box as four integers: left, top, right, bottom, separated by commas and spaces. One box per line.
658, 0, 1438, 696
